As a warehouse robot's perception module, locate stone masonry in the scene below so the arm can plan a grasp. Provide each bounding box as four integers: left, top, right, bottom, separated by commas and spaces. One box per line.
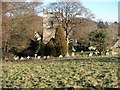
43, 9, 62, 44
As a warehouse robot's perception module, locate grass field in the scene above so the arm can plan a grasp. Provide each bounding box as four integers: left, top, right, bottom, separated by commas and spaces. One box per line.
1, 57, 119, 88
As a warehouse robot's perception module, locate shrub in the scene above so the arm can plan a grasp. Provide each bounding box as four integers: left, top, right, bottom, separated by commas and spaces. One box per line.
44, 38, 56, 56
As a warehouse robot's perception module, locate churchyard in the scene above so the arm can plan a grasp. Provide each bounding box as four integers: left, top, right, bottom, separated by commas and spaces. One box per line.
1, 1, 119, 89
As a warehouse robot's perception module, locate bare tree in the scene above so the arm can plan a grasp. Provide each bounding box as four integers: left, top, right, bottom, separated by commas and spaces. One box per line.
7, 2, 43, 17
47, 1, 95, 53
2, 2, 13, 53
2, 2, 43, 55
48, 2, 94, 38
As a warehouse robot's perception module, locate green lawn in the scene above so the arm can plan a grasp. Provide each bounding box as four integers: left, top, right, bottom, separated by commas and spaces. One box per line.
1, 57, 119, 88
74, 51, 95, 55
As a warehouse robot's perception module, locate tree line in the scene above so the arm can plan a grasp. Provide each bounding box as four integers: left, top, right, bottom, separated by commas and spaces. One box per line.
2, 2, 118, 58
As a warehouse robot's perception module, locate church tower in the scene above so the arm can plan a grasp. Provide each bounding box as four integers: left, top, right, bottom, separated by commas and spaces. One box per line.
43, 9, 62, 44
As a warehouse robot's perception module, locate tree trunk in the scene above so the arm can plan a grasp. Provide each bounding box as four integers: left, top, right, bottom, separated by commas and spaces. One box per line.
66, 37, 69, 56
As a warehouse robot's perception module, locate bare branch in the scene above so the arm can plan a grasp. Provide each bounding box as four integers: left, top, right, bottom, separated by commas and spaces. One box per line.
48, 1, 95, 38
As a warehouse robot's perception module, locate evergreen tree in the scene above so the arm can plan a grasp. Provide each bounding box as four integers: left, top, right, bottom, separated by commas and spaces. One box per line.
97, 20, 109, 29
89, 29, 108, 55
55, 25, 67, 56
